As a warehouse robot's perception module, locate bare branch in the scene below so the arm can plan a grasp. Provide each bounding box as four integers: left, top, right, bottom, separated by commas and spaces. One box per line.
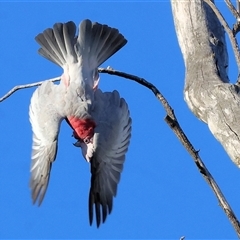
225, 0, 240, 20
99, 67, 240, 237
237, 0, 240, 15
204, 0, 240, 80
225, 0, 240, 38
0, 76, 61, 102
99, 68, 174, 117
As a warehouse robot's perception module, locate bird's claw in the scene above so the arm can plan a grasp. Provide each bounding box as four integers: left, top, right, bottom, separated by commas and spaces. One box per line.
73, 141, 81, 147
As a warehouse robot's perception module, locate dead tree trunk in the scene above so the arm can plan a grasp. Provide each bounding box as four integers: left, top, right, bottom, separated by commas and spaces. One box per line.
171, 0, 240, 167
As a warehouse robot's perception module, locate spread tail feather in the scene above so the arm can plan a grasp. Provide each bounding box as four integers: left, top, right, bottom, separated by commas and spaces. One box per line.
76, 19, 127, 71
35, 21, 77, 67
35, 19, 127, 70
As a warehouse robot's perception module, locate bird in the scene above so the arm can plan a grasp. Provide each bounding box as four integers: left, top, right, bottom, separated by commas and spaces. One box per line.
29, 19, 132, 227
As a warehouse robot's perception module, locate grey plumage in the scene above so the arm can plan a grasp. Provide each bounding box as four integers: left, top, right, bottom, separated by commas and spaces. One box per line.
88, 90, 132, 227
29, 19, 131, 227
35, 19, 127, 70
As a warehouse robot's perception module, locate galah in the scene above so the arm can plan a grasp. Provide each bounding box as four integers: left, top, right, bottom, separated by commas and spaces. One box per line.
29, 19, 132, 227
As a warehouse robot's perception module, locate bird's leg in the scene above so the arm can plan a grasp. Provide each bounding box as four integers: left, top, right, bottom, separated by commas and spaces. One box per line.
92, 69, 99, 90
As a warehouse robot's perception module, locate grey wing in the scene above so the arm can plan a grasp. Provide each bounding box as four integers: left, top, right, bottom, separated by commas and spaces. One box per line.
89, 90, 132, 227
29, 81, 64, 205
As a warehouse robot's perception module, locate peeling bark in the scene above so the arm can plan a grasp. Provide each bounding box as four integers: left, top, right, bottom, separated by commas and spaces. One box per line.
171, 0, 240, 166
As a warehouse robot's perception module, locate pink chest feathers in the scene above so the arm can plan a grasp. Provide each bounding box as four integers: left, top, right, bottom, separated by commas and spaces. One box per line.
67, 117, 96, 140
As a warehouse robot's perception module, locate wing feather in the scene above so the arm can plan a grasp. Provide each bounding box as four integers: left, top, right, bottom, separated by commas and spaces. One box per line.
29, 81, 64, 205
88, 89, 132, 227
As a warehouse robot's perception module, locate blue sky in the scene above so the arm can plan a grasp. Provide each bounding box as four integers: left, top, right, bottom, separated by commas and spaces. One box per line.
1, 1, 240, 239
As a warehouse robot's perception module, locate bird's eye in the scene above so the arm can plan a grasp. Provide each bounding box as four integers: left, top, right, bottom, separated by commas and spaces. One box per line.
84, 138, 90, 144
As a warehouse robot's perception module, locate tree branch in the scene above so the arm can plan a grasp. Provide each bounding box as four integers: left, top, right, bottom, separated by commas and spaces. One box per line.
225, 0, 240, 20
99, 68, 240, 237
0, 76, 60, 102
224, 0, 240, 36
237, 0, 240, 14
171, 0, 240, 236
203, 0, 240, 79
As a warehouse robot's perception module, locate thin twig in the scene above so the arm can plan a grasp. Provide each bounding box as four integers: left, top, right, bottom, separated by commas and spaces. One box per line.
0, 76, 60, 102
225, 0, 240, 20
237, 0, 240, 15
99, 68, 240, 237
225, 0, 240, 35
204, 0, 240, 82
98, 67, 174, 117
